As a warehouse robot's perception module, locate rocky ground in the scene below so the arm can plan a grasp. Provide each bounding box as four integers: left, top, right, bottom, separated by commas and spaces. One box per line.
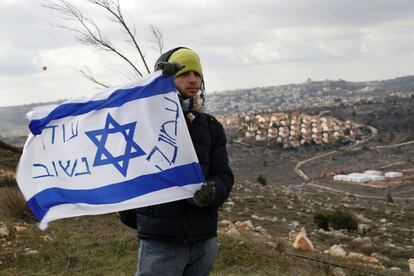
218, 180, 414, 272
0, 97, 413, 274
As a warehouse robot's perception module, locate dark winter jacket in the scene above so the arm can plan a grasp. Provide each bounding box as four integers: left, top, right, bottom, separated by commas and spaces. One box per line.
135, 111, 234, 243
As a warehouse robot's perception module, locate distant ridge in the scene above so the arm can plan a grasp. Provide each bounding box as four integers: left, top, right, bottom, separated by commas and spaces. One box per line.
0, 100, 64, 137
371, 75, 414, 92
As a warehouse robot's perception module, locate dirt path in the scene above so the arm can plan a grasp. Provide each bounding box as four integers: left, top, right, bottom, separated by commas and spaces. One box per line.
304, 182, 414, 200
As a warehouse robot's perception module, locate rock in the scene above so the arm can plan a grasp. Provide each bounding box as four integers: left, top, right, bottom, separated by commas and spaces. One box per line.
237, 220, 254, 231
329, 245, 347, 257
41, 235, 54, 242
409, 258, 414, 273
385, 243, 396, 248
346, 252, 383, 268
379, 218, 387, 223
225, 201, 235, 207
23, 249, 39, 256
371, 252, 390, 262
219, 220, 233, 228
14, 225, 27, 233
329, 267, 348, 276
358, 237, 374, 249
251, 214, 263, 220
357, 224, 370, 236
292, 228, 315, 252
224, 228, 240, 239
354, 213, 372, 223
389, 267, 401, 271
0, 222, 9, 237
254, 226, 269, 236
291, 221, 300, 228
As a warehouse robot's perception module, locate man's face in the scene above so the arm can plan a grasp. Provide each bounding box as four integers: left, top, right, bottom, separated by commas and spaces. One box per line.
174, 71, 202, 98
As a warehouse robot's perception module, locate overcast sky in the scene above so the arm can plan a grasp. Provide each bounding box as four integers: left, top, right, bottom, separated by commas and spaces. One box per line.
1, 0, 414, 107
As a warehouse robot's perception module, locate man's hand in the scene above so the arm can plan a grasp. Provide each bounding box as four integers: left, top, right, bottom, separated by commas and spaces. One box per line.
156, 62, 185, 77
189, 180, 216, 208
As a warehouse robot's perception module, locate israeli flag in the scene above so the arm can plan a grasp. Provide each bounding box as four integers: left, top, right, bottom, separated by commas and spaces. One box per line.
16, 71, 205, 229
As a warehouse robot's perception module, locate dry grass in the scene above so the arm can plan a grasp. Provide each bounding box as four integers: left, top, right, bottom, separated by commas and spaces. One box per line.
0, 186, 30, 218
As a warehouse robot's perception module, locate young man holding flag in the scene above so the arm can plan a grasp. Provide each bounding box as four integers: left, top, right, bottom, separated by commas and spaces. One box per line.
133, 47, 234, 275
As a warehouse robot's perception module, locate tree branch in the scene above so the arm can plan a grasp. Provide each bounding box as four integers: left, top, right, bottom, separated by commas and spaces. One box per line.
43, 0, 144, 77
88, 0, 151, 74
79, 68, 110, 89
148, 24, 164, 55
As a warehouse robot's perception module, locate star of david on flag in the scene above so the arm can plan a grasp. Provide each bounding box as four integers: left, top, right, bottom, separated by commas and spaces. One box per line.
16, 71, 205, 229
86, 113, 145, 177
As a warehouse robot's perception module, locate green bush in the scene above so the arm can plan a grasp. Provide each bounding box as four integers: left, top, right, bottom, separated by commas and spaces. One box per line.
257, 174, 267, 186
385, 191, 394, 203
313, 209, 358, 231
313, 210, 330, 231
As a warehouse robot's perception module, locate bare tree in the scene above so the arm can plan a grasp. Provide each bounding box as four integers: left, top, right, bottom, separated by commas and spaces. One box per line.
43, 0, 163, 87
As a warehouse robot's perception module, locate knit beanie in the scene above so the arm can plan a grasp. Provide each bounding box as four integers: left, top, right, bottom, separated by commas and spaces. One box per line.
167, 48, 203, 79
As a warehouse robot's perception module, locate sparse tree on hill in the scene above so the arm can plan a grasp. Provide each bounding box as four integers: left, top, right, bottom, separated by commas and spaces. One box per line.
43, 0, 164, 87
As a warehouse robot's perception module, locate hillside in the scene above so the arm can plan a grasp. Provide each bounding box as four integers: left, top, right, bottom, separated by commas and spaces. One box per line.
0, 100, 64, 138
0, 74, 413, 274
372, 75, 414, 92
1, 75, 414, 139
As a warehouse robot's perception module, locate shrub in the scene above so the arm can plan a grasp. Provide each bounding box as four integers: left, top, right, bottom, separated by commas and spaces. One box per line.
314, 210, 330, 231
313, 209, 358, 231
257, 174, 267, 186
329, 209, 358, 231
385, 191, 394, 203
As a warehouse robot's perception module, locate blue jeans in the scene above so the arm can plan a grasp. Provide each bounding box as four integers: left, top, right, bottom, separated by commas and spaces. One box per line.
135, 237, 218, 276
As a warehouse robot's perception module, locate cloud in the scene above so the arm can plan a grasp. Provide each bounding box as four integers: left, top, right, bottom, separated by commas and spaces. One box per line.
1, 0, 414, 106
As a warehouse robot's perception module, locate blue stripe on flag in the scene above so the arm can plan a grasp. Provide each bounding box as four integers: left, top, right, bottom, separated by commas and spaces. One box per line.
27, 162, 204, 221
29, 75, 175, 135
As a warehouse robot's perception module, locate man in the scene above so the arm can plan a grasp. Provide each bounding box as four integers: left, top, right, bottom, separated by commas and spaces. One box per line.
134, 47, 234, 276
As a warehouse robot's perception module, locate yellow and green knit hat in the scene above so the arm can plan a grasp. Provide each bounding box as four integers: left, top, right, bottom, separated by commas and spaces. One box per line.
168, 48, 203, 79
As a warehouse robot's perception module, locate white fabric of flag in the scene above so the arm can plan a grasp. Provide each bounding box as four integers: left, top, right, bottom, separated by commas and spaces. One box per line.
16, 71, 205, 229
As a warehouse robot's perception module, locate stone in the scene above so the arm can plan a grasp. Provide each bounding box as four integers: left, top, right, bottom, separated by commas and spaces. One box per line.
237, 220, 254, 231
354, 213, 372, 223
251, 214, 263, 220
254, 226, 268, 236
389, 267, 401, 271
41, 235, 54, 242
292, 228, 315, 252
357, 224, 370, 236
346, 252, 383, 268
291, 221, 300, 228
224, 228, 240, 239
329, 245, 347, 257
379, 218, 387, 223
359, 237, 374, 249
14, 225, 27, 233
0, 222, 9, 237
23, 249, 39, 256
219, 220, 233, 228
409, 258, 414, 273
329, 267, 348, 276
225, 201, 235, 207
